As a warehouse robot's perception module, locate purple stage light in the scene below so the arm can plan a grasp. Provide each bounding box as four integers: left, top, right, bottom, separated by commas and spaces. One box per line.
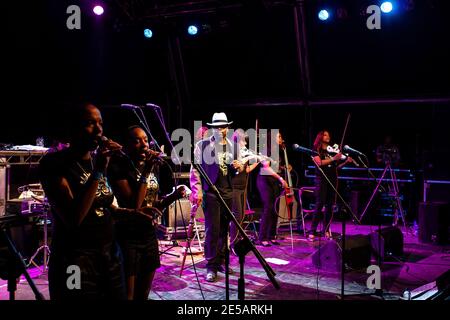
93, 5, 104, 16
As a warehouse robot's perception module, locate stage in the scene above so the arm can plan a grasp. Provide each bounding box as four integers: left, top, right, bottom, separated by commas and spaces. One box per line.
2, 221, 449, 301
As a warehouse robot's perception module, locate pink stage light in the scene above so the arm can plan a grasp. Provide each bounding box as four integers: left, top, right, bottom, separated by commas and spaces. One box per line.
93, 5, 104, 16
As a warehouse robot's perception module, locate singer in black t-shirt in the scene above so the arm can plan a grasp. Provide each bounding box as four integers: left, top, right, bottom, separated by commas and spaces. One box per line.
39, 104, 149, 300
107, 126, 185, 300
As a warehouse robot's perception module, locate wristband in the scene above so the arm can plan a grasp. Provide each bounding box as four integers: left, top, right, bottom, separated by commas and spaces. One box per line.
92, 171, 104, 180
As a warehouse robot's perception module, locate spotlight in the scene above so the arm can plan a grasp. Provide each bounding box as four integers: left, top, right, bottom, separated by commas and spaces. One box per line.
380, 2, 393, 13
187, 25, 198, 36
144, 28, 153, 38
93, 5, 104, 16
318, 9, 330, 21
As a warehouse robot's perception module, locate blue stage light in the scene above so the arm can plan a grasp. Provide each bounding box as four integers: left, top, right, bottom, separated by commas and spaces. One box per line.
187, 25, 198, 36
318, 9, 330, 21
144, 28, 153, 38
381, 2, 393, 13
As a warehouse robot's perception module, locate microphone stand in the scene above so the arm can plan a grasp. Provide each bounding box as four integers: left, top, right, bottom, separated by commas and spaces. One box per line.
0, 225, 44, 300
192, 162, 280, 300
130, 108, 163, 154
149, 104, 186, 255
307, 155, 361, 300
357, 155, 387, 222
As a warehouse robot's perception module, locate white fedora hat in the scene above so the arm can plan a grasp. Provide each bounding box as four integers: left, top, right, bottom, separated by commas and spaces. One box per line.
206, 112, 233, 127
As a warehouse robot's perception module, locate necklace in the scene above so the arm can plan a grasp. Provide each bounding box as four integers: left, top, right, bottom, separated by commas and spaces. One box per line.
75, 157, 94, 185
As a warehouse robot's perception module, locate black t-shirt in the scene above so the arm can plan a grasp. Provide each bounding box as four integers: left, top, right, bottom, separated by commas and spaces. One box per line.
39, 149, 115, 253
214, 144, 233, 200
315, 148, 338, 184
107, 155, 158, 243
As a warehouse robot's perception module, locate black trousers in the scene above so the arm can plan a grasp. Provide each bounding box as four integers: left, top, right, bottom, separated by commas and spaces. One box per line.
257, 175, 281, 241
48, 244, 126, 300
310, 178, 336, 234
204, 192, 232, 272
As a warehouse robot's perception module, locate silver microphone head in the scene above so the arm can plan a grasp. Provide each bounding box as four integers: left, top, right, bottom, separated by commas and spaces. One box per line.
146, 103, 160, 109
121, 104, 140, 110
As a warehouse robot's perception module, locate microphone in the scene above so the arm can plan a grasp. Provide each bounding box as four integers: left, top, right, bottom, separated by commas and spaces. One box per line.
292, 144, 318, 156
343, 145, 365, 156
145, 103, 160, 109
121, 104, 141, 110
97, 136, 126, 156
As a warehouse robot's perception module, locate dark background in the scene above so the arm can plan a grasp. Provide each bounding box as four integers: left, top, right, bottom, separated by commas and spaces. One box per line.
3, 0, 450, 218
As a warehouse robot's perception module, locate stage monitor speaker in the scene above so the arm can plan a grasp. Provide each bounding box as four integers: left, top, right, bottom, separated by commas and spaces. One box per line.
162, 198, 205, 228
418, 202, 449, 245
369, 226, 404, 260
311, 235, 371, 272
410, 269, 450, 300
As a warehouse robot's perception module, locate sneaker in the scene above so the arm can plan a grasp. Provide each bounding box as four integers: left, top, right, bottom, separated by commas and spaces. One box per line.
217, 265, 234, 275
269, 240, 281, 245
258, 241, 271, 247
206, 271, 217, 282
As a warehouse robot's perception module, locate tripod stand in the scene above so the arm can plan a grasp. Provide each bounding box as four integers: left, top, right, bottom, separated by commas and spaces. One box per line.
0, 217, 44, 300
27, 201, 51, 273
359, 160, 407, 231
345, 158, 403, 300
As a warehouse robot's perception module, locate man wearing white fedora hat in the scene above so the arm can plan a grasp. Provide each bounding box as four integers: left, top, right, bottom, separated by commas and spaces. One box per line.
190, 112, 244, 283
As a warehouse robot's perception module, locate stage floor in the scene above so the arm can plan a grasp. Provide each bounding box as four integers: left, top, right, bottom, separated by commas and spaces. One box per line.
1, 221, 449, 300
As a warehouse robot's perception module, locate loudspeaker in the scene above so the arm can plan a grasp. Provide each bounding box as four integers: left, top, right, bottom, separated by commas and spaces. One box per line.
162, 198, 205, 228
311, 235, 371, 272
369, 226, 404, 260
418, 202, 450, 245
410, 269, 450, 300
